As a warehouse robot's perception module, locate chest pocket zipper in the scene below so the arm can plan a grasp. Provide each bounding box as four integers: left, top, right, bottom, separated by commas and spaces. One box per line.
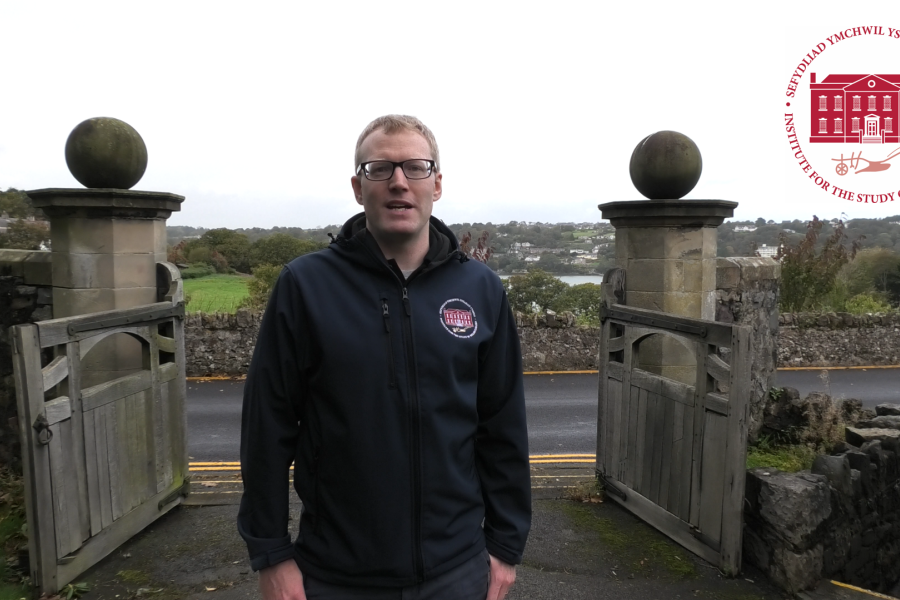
382, 299, 398, 389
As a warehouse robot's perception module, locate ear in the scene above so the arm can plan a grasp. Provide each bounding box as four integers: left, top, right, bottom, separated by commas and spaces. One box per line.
432, 172, 442, 203
351, 175, 364, 205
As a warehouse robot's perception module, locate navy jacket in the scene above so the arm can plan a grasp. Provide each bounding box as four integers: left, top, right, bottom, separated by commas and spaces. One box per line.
237, 214, 531, 587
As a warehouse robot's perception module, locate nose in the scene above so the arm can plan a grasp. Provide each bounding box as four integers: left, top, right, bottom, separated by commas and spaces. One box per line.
387, 164, 410, 189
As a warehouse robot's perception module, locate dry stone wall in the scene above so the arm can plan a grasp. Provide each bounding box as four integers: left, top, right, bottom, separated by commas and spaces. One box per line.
778, 312, 900, 367
0, 250, 53, 472
743, 404, 900, 595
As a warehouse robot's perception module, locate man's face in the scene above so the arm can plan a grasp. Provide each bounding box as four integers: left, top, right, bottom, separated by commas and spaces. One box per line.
351, 129, 442, 246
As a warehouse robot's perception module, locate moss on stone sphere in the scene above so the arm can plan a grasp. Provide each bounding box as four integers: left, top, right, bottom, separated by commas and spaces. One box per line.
65, 117, 148, 189
629, 131, 702, 200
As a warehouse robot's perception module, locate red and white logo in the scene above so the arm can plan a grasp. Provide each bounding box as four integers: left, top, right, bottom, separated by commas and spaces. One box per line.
439, 299, 478, 338
784, 27, 900, 205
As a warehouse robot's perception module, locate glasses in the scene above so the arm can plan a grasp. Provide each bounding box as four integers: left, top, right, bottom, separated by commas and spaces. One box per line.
357, 159, 436, 181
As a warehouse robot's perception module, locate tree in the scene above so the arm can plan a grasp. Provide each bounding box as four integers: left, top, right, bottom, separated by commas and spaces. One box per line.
503, 269, 568, 313
0, 219, 49, 250
189, 228, 253, 273
552, 283, 603, 325
778, 216, 862, 312
240, 264, 283, 309
0, 188, 39, 218
251, 233, 325, 268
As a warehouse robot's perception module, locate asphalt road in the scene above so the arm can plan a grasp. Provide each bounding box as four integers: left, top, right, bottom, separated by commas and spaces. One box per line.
186, 369, 900, 463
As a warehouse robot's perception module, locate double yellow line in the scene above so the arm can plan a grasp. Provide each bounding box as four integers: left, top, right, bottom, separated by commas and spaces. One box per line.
189, 454, 597, 472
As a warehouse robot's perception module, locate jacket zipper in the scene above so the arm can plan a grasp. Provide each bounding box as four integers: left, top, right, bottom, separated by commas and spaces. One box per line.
381, 299, 397, 389
400, 286, 425, 580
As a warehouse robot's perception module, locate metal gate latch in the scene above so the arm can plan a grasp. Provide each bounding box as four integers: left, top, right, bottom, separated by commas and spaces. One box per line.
32, 414, 52, 445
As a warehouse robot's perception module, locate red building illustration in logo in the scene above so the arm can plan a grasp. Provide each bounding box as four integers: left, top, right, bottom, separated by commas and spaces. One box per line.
809, 73, 900, 144
443, 308, 473, 330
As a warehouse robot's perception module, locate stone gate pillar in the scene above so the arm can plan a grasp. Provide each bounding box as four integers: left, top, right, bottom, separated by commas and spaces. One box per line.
599, 131, 736, 383
27, 117, 183, 386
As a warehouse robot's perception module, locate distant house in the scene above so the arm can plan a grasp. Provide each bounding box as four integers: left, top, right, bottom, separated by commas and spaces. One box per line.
735, 226, 757, 232
756, 244, 780, 258
524, 255, 541, 263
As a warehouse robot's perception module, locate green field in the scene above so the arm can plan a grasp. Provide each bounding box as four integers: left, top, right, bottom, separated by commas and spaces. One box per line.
183, 274, 250, 314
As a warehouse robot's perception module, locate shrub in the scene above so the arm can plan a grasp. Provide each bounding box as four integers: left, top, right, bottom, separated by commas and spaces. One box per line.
844, 292, 891, 314
180, 264, 216, 279
503, 269, 568, 313
240, 264, 283, 309
552, 283, 602, 326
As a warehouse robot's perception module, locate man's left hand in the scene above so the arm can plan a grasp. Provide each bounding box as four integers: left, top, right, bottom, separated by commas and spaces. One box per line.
486, 554, 516, 600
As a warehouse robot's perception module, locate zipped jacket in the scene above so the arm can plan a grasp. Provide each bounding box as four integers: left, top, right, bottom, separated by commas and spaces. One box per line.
237, 213, 531, 587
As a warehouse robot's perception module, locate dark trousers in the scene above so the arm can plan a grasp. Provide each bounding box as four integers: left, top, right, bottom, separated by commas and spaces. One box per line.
302, 550, 491, 600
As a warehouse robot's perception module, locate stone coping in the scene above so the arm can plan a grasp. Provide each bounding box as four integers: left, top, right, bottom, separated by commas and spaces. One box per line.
27, 188, 184, 218
598, 199, 737, 227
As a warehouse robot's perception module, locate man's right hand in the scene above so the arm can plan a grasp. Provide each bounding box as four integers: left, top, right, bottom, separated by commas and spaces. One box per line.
259, 559, 306, 600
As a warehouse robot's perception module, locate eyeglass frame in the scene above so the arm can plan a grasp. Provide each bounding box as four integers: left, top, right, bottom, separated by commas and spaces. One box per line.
356, 159, 437, 181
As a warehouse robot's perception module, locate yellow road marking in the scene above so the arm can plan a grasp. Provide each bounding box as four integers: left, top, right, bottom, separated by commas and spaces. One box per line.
187, 365, 900, 382
189, 455, 598, 472
830, 580, 899, 599
777, 365, 900, 371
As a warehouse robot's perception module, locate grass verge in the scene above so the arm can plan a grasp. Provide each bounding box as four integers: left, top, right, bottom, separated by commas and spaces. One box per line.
183, 274, 250, 314
0, 469, 29, 600
746, 442, 817, 472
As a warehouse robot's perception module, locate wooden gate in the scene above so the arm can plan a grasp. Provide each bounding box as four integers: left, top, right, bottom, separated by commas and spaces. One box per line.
12, 263, 189, 594
596, 301, 751, 575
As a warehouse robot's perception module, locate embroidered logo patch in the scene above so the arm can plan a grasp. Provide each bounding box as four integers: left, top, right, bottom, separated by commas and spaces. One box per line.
439, 298, 478, 338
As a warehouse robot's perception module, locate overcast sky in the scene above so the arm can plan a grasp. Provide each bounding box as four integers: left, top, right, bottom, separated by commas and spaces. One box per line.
3, 1, 900, 229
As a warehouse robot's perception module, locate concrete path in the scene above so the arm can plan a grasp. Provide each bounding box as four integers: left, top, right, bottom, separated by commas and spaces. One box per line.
74, 465, 799, 600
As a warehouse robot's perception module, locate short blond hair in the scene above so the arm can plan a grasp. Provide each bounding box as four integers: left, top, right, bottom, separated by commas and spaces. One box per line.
354, 115, 441, 172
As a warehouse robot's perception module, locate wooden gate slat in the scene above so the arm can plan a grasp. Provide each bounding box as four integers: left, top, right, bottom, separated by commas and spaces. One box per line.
82, 408, 102, 537
719, 327, 752, 574
698, 411, 727, 547
64, 343, 91, 544
648, 392, 665, 504
633, 388, 648, 495
93, 408, 113, 528
123, 394, 137, 512
107, 402, 123, 521
596, 319, 609, 475
688, 343, 709, 527
623, 386, 639, 488
677, 402, 695, 522
658, 396, 675, 511
668, 401, 685, 519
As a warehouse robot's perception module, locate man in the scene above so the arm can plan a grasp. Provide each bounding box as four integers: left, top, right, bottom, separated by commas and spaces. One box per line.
238, 115, 531, 600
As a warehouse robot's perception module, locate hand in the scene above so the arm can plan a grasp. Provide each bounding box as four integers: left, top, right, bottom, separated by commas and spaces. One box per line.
486, 554, 516, 600
259, 559, 306, 600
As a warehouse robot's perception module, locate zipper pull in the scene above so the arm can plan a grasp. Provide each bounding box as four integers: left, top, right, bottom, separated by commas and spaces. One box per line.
402, 288, 411, 316
382, 300, 391, 332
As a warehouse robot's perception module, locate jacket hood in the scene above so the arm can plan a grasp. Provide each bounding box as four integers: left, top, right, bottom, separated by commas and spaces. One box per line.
329, 212, 465, 275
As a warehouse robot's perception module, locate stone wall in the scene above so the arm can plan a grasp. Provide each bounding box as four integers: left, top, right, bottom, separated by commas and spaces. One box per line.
714, 257, 780, 442
743, 406, 900, 594
778, 312, 900, 367
0, 250, 53, 472
184, 310, 262, 377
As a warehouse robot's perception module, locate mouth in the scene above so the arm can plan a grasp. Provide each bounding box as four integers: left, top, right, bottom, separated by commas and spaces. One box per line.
386, 201, 413, 211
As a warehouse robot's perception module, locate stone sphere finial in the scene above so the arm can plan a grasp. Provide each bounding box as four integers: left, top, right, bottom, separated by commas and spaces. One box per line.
629, 131, 702, 200
65, 117, 148, 189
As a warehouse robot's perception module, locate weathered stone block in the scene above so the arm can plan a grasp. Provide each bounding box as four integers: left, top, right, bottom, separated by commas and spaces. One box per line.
624, 259, 683, 292
22, 251, 52, 285
876, 404, 900, 417
750, 469, 831, 547
857, 415, 900, 430
51, 217, 166, 255
52, 252, 158, 289
846, 427, 900, 448
812, 454, 852, 496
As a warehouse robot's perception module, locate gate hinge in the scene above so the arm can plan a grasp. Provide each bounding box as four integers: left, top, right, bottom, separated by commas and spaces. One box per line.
158, 477, 191, 510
